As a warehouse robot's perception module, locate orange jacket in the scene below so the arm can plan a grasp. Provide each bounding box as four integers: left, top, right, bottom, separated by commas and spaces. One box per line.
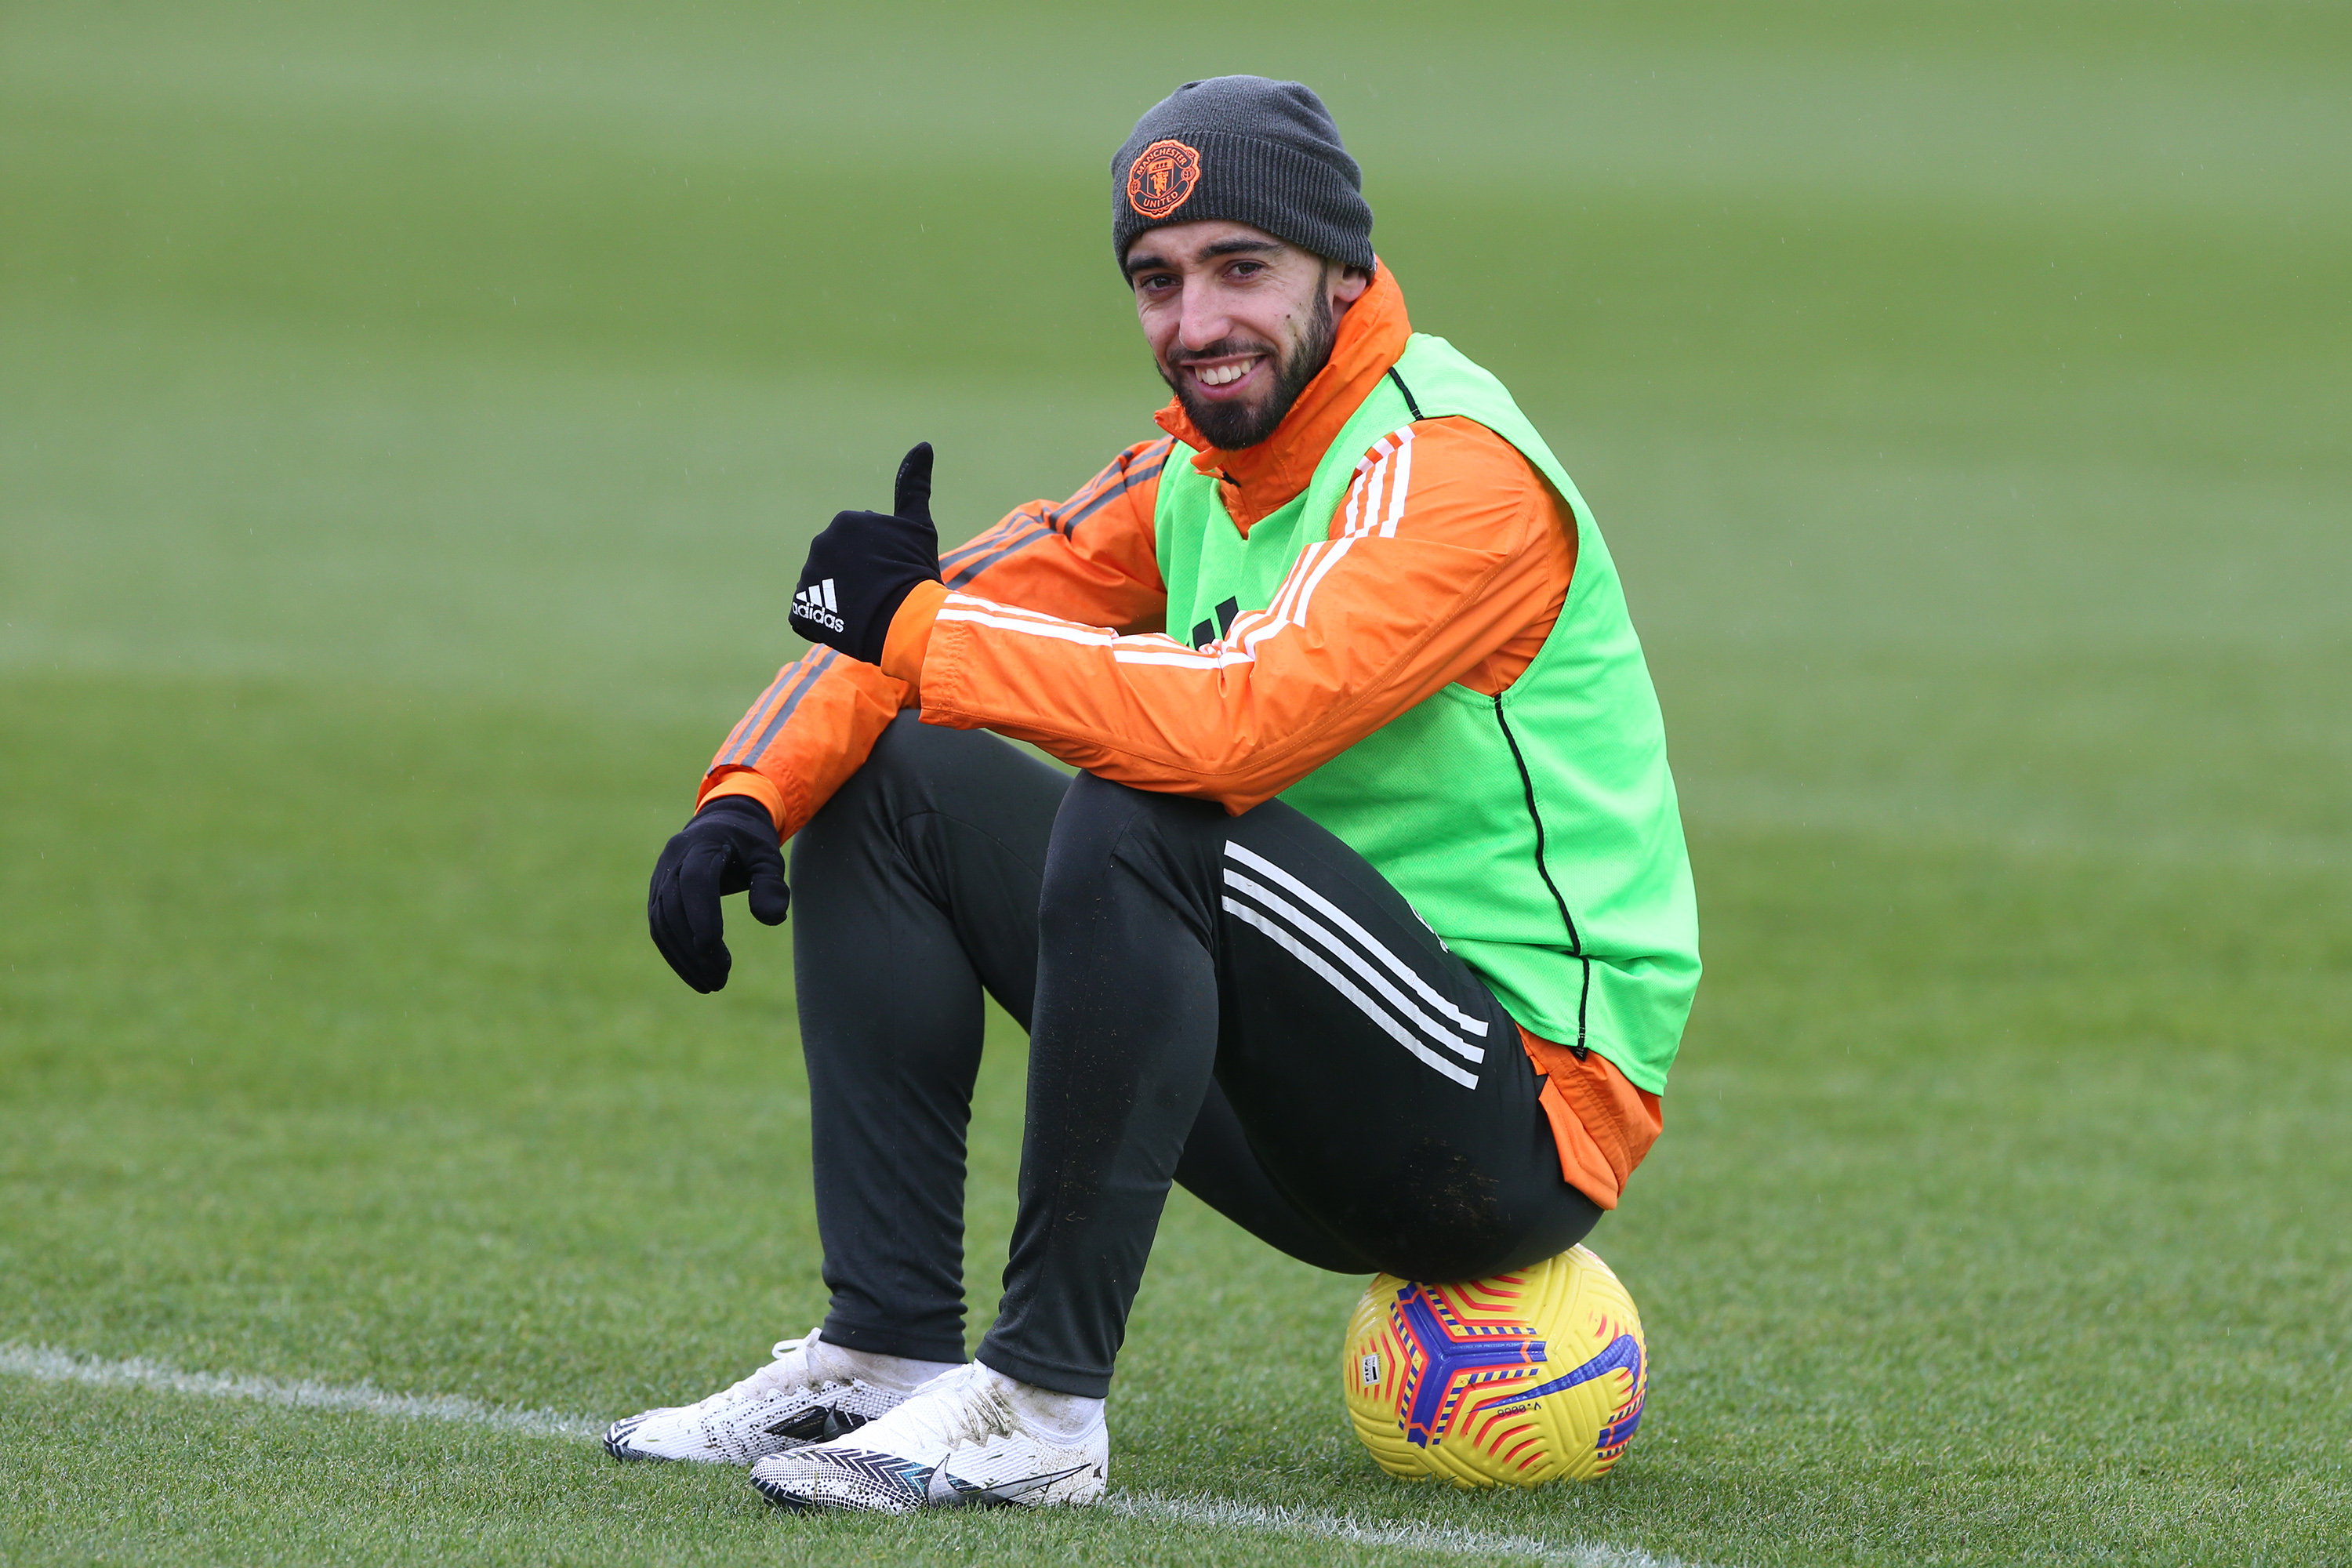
699, 265, 1661, 1209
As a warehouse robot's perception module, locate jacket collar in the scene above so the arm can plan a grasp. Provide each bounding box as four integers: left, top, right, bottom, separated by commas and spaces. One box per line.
1152, 261, 1411, 532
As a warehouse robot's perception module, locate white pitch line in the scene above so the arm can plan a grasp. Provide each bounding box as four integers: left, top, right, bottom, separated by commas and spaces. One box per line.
1107, 1494, 1707, 1567
0, 1341, 598, 1441
2, 1341, 1714, 1568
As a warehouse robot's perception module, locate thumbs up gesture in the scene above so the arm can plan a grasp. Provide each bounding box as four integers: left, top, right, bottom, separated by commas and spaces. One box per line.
790, 442, 943, 665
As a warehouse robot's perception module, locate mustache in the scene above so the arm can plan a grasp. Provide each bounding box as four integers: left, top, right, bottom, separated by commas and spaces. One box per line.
1165, 338, 1277, 368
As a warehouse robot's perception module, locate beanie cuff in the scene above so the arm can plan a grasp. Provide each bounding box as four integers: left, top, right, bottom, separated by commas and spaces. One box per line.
1113, 128, 1374, 272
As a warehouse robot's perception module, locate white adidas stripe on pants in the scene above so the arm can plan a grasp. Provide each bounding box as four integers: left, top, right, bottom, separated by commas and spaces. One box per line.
1218, 840, 1486, 1091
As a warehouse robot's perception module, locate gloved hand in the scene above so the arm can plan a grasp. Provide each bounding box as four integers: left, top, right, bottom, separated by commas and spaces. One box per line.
790, 442, 942, 665
647, 794, 790, 993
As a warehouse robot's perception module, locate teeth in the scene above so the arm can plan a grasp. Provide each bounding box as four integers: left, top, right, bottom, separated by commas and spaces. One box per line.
1196, 361, 1251, 387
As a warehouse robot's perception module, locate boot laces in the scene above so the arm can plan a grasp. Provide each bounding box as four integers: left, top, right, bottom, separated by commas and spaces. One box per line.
705, 1329, 834, 1407
877, 1362, 1020, 1452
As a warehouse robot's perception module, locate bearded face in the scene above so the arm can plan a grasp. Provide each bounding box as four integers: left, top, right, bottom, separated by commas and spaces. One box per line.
1157, 284, 1337, 450
1127, 224, 1367, 453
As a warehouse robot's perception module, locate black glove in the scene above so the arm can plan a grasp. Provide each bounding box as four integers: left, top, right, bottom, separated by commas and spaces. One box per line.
647, 794, 790, 994
790, 442, 942, 665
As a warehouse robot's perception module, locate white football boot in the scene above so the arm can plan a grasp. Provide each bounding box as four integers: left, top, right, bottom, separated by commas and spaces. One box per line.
748, 1360, 1108, 1512
603, 1328, 953, 1465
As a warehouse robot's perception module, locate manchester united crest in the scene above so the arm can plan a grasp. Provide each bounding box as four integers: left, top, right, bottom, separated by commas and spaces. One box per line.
1126, 139, 1203, 220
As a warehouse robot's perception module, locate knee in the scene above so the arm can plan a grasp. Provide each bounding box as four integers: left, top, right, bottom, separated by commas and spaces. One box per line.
794, 717, 966, 885
855, 710, 966, 789
1051, 769, 1149, 834
1047, 772, 1217, 860
810, 712, 964, 823
1040, 774, 1222, 926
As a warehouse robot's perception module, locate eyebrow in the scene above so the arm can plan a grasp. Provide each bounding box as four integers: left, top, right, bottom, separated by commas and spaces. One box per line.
1124, 237, 1285, 278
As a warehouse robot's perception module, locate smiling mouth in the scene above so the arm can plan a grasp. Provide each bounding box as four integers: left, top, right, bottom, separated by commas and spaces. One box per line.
1185, 356, 1262, 390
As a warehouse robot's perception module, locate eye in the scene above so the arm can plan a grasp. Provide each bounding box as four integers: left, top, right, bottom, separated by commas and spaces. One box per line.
1227, 260, 1265, 280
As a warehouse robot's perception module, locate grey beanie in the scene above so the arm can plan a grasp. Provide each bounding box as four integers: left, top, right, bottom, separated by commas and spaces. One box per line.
1111, 76, 1374, 271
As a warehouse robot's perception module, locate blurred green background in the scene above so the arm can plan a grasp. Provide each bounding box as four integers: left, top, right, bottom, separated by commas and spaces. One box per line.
3, 2, 2347, 1564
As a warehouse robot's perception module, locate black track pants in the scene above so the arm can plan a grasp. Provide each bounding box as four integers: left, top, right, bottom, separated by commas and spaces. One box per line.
791, 713, 1599, 1396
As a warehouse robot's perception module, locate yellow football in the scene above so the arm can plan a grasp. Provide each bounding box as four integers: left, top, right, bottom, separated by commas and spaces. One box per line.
1341, 1244, 1647, 1486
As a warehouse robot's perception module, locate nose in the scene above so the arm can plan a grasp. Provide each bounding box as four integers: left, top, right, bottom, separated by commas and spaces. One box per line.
1175, 286, 1236, 356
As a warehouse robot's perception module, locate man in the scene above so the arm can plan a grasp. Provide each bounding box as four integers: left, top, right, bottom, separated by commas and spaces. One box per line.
615, 76, 1698, 1514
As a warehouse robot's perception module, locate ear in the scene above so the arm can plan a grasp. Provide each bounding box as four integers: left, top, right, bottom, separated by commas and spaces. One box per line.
1330, 264, 1373, 307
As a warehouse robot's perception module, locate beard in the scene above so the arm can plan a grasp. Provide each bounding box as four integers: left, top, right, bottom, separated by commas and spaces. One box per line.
1160, 288, 1337, 452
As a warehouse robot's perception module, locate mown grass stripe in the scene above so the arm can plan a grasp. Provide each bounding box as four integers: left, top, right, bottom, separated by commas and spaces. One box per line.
0, 1342, 1712, 1566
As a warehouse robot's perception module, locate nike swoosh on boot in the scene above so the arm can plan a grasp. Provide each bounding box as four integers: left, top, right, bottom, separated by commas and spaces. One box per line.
924, 1458, 1091, 1508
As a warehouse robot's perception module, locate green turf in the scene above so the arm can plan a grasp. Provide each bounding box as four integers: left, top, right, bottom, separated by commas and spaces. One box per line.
3, 2, 2347, 1564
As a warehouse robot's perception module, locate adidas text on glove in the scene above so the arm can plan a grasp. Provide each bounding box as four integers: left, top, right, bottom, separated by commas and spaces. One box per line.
791, 443, 942, 665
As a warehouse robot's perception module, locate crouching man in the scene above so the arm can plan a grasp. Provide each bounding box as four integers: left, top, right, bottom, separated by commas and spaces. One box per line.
613, 75, 1699, 1514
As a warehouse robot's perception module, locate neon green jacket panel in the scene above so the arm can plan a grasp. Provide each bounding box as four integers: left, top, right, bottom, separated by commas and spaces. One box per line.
1153, 334, 1699, 1094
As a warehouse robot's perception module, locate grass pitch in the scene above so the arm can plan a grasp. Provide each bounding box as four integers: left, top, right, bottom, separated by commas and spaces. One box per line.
3, 2, 2347, 1563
